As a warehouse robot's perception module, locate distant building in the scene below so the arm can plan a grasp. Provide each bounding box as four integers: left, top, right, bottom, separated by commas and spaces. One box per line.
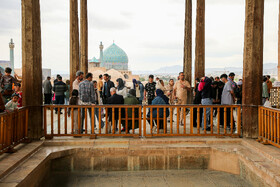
0, 61, 11, 74
15, 68, 51, 81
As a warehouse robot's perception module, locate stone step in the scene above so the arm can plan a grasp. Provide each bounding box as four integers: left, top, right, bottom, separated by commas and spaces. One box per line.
0, 142, 43, 180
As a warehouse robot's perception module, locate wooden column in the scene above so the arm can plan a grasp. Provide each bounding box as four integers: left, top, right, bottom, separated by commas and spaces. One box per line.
70, 0, 80, 91
22, 0, 43, 140
183, 0, 192, 104
80, 0, 88, 74
242, 0, 264, 138
195, 0, 205, 79
278, 0, 280, 81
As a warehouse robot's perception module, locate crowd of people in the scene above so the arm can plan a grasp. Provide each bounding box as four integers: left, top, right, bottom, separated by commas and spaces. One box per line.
1, 65, 274, 134
41, 70, 248, 134
0, 67, 22, 113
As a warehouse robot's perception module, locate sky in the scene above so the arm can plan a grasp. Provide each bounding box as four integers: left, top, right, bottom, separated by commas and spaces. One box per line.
0, 0, 279, 74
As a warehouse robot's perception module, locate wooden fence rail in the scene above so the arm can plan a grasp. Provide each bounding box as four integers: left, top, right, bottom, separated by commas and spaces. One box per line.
143, 105, 241, 137
4, 105, 280, 154
44, 105, 241, 138
258, 106, 280, 148
44, 105, 142, 138
0, 107, 29, 155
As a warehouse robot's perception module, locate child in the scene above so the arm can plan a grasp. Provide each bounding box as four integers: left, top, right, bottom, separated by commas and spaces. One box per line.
5, 93, 19, 112
68, 89, 80, 134
14, 83, 22, 107
0, 67, 19, 103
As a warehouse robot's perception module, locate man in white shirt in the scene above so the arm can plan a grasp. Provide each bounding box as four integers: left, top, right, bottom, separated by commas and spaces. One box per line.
220, 74, 235, 129
72, 71, 84, 91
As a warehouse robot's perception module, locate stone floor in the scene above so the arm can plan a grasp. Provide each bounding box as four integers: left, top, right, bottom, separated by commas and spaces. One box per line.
42, 170, 253, 187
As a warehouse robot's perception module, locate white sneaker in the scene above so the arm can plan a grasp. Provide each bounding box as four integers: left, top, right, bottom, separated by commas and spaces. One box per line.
129, 128, 139, 134
108, 125, 112, 134
152, 126, 157, 134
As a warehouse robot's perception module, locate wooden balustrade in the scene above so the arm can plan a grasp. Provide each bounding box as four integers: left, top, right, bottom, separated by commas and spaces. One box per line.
44, 105, 142, 138
0, 107, 29, 155
143, 105, 241, 137
258, 106, 280, 148
44, 104, 241, 138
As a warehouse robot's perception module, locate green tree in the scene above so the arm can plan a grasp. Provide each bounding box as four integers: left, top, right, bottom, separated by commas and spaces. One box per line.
140, 77, 145, 82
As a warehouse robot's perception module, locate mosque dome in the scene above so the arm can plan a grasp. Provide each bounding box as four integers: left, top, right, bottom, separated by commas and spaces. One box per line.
103, 43, 128, 64
89, 57, 99, 63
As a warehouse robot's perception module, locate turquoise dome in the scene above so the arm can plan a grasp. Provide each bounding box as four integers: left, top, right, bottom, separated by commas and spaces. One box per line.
103, 43, 128, 63
89, 57, 99, 63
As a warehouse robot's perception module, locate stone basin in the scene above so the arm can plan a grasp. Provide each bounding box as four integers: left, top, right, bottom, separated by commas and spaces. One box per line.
0, 138, 280, 187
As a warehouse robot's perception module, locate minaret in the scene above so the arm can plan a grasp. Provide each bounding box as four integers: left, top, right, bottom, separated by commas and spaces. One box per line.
99, 41, 104, 67
9, 39, 15, 75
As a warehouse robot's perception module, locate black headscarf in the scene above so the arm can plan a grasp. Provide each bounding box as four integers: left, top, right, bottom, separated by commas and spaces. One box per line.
156, 89, 169, 104
133, 79, 137, 89
116, 78, 125, 91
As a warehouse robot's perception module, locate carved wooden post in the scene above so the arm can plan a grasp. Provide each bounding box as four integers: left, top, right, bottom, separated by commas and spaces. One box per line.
278, 0, 280, 81
183, 0, 193, 104
22, 0, 43, 139
80, 0, 88, 75
70, 0, 80, 91
195, 0, 205, 80
243, 0, 264, 138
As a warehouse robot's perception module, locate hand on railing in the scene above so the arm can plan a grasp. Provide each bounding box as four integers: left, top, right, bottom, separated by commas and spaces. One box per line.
5, 108, 18, 113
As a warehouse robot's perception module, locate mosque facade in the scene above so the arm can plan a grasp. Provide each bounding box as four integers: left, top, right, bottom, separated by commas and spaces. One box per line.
89, 42, 128, 71
88, 42, 139, 85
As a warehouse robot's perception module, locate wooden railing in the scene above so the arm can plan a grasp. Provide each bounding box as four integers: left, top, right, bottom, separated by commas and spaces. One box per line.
0, 107, 29, 155
258, 106, 280, 148
44, 105, 142, 138
44, 104, 241, 138
143, 105, 241, 137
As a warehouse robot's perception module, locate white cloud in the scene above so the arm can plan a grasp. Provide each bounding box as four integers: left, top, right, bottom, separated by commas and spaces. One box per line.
0, 0, 278, 73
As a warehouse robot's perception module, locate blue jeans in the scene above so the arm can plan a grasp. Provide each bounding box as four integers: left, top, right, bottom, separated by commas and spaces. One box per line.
65, 98, 69, 105
55, 95, 64, 112
95, 108, 105, 128
201, 98, 213, 128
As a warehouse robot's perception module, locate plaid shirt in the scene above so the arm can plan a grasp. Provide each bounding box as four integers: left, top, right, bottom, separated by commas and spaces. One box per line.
79, 80, 95, 104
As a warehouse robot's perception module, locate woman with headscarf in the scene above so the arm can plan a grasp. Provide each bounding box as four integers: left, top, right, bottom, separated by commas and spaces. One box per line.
116, 78, 127, 98
147, 89, 170, 132
156, 79, 166, 92
137, 81, 144, 104
133, 79, 140, 101
133, 79, 144, 104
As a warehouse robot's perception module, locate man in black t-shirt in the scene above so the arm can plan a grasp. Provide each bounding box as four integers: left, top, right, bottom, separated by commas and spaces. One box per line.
144, 75, 156, 105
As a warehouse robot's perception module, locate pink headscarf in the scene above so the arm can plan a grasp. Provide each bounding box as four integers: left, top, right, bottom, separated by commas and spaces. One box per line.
198, 80, 205, 92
